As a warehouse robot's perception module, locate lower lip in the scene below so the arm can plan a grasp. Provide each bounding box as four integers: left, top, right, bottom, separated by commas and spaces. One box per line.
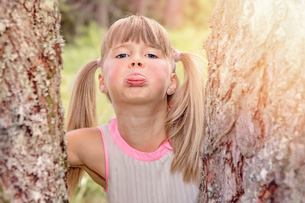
125, 80, 147, 87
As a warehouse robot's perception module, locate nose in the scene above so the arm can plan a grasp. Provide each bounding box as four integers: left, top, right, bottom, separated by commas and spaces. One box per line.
130, 62, 143, 67
129, 57, 144, 68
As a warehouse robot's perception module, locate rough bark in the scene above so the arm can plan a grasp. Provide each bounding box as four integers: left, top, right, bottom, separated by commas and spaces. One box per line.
199, 0, 305, 202
0, 0, 67, 202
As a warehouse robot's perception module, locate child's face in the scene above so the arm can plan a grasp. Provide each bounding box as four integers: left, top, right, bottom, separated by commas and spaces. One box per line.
99, 41, 177, 107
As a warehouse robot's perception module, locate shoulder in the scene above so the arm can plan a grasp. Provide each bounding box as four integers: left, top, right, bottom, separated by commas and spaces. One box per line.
66, 126, 105, 167
67, 126, 108, 188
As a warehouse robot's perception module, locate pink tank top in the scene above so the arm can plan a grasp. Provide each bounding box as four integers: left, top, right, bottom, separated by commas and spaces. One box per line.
97, 118, 199, 203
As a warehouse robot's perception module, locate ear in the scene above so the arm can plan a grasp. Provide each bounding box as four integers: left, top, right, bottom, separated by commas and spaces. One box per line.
98, 73, 108, 94
167, 73, 178, 95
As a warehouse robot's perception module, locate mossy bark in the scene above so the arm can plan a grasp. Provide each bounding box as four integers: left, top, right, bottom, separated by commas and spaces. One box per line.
199, 0, 305, 202
0, 0, 67, 202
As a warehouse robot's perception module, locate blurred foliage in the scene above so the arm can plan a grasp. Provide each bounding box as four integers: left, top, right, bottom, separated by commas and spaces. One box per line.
59, 0, 217, 44
59, 0, 79, 43
183, 0, 217, 28
60, 0, 216, 202
70, 173, 107, 203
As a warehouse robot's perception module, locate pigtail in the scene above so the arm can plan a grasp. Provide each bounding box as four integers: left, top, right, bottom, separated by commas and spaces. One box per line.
66, 61, 99, 197
166, 52, 206, 182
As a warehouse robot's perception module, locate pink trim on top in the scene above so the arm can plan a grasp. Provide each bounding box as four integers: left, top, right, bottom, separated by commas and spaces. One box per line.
97, 126, 109, 192
109, 118, 173, 162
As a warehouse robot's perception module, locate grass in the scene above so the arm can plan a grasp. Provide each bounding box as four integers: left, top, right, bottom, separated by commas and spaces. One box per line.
61, 22, 210, 202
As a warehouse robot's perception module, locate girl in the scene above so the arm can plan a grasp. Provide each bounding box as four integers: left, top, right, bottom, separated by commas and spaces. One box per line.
66, 15, 206, 202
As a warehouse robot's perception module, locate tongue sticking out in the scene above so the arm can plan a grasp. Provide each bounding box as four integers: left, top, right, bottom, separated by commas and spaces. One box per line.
125, 75, 147, 87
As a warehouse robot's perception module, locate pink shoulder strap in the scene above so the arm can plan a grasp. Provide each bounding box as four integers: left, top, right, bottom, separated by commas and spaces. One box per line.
96, 126, 109, 192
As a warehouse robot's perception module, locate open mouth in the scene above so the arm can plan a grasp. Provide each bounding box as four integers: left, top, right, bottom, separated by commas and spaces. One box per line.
125, 74, 147, 87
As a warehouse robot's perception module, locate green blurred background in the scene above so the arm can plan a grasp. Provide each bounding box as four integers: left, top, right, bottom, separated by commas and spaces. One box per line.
59, 0, 217, 202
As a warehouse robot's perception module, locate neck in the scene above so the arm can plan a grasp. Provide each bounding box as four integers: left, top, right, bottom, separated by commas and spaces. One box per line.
112, 102, 168, 153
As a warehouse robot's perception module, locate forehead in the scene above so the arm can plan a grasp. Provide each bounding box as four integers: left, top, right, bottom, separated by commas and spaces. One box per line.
104, 17, 173, 56
109, 32, 166, 54
111, 41, 162, 51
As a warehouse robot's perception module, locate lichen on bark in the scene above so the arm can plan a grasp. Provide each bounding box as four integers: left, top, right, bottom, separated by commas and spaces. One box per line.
199, 0, 305, 202
0, 0, 67, 202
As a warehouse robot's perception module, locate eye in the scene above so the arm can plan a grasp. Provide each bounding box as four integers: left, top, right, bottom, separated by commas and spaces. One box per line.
146, 54, 157, 59
116, 54, 128, 58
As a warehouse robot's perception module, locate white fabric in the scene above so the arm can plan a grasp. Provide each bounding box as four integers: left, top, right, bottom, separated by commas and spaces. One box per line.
100, 122, 199, 203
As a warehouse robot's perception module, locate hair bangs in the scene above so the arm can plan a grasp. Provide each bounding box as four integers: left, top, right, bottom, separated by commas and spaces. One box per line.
101, 15, 174, 61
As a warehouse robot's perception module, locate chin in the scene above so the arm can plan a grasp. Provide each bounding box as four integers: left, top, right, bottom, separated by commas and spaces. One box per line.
125, 88, 148, 98
126, 95, 150, 104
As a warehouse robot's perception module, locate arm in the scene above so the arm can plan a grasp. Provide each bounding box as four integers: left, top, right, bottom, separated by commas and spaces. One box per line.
66, 127, 107, 188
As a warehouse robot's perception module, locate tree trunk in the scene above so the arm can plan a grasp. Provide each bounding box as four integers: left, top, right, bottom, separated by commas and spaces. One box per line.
0, 0, 67, 202
199, 0, 305, 202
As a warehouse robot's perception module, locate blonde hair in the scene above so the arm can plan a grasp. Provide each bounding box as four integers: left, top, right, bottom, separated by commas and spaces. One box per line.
66, 15, 205, 197
66, 61, 98, 197
166, 52, 205, 182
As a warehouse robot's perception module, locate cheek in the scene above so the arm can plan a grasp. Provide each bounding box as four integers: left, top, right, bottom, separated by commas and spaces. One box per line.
152, 62, 172, 83
103, 61, 122, 85
104, 70, 121, 89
